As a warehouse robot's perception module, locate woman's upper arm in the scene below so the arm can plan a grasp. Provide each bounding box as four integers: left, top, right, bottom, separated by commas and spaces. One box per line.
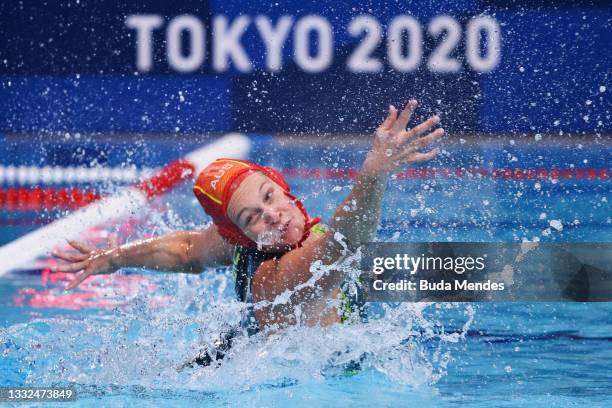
251, 232, 347, 329
187, 225, 234, 268
252, 231, 342, 302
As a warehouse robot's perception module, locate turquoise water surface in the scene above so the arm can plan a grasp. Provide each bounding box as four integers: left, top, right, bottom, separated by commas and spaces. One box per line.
1, 137, 610, 407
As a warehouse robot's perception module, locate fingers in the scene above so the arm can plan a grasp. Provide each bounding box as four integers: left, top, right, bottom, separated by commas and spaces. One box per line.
401, 115, 441, 143
407, 149, 440, 163
408, 128, 445, 149
397, 147, 440, 164
51, 249, 88, 263
379, 105, 398, 131
51, 260, 90, 274
68, 240, 95, 254
392, 100, 417, 133
395, 128, 444, 164
66, 267, 95, 290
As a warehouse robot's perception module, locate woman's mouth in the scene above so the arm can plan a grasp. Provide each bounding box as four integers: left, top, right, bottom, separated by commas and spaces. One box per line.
279, 220, 291, 240
256, 220, 294, 249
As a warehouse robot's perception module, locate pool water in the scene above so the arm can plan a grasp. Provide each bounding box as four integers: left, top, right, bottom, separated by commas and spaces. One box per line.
1, 136, 611, 407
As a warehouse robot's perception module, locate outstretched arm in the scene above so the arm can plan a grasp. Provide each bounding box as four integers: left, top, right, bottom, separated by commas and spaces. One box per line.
331, 100, 442, 249
253, 100, 444, 327
51, 225, 233, 289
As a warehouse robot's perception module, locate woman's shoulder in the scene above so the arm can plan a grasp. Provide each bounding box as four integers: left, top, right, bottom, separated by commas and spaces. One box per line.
301, 222, 328, 246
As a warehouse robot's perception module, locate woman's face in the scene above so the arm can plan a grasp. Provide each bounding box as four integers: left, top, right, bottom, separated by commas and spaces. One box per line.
227, 172, 305, 251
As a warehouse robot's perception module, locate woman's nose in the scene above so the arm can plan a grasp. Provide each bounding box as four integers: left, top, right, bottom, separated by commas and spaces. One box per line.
262, 209, 281, 224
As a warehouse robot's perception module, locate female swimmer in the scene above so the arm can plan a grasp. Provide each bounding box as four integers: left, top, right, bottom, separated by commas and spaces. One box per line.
51, 100, 444, 334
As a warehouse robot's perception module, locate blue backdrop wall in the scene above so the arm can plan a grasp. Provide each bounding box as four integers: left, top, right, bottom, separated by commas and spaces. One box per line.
0, 0, 609, 134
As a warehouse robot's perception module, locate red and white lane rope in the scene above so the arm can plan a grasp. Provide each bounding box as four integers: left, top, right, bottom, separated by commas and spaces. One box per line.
0, 165, 156, 185
0, 133, 252, 275
0, 187, 100, 211
0, 167, 608, 212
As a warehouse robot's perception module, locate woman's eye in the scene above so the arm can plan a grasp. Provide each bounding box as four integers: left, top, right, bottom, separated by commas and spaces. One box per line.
265, 191, 273, 202
245, 210, 261, 226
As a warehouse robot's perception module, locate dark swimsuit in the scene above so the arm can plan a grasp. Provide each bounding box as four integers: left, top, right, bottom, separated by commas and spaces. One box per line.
231, 223, 366, 334
232, 245, 283, 335
187, 224, 364, 368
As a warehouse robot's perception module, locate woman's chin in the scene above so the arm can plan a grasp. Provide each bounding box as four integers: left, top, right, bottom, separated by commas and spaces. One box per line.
258, 226, 303, 251
267, 234, 300, 251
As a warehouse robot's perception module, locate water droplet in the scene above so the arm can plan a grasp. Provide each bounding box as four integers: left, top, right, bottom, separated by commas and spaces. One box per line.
549, 220, 563, 231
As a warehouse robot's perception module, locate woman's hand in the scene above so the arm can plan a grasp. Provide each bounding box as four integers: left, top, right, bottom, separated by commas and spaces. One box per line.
50, 240, 120, 289
362, 100, 444, 178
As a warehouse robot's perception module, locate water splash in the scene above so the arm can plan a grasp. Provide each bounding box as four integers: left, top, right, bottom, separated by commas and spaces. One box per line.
2, 265, 474, 391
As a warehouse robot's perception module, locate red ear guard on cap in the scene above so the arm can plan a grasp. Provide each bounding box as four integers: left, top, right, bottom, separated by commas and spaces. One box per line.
193, 158, 319, 249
